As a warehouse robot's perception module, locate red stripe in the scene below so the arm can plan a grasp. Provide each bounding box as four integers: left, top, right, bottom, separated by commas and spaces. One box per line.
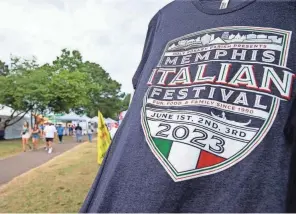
197, 150, 226, 169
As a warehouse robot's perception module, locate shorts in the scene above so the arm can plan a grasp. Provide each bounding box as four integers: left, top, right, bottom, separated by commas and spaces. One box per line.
46, 138, 54, 142
32, 134, 39, 139
22, 133, 30, 139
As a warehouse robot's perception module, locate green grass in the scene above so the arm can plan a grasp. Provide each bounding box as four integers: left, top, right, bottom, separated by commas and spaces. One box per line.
0, 139, 40, 159
0, 142, 98, 213
0, 136, 76, 159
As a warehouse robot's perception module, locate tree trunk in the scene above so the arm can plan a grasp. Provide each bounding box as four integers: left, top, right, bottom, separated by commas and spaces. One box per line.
3, 108, 32, 129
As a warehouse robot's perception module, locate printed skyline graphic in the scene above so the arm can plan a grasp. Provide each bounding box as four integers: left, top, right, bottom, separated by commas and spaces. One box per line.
168, 32, 283, 51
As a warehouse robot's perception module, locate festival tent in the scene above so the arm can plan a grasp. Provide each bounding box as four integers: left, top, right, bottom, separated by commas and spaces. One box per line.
89, 117, 98, 133
78, 115, 92, 134
91, 116, 98, 122
58, 113, 89, 135
80, 115, 91, 121
0, 106, 15, 117
0, 105, 32, 140
57, 112, 83, 121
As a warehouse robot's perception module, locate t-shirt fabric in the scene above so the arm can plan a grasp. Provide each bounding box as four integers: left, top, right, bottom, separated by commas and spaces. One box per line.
22, 127, 30, 138
75, 126, 82, 135
22, 127, 28, 134
80, 0, 296, 212
57, 127, 64, 136
32, 128, 39, 135
44, 125, 57, 138
87, 129, 93, 134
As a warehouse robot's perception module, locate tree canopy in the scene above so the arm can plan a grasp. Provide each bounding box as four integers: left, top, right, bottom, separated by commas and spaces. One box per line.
0, 49, 130, 128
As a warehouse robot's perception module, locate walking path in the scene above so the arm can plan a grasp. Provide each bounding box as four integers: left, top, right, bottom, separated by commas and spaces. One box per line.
0, 137, 89, 186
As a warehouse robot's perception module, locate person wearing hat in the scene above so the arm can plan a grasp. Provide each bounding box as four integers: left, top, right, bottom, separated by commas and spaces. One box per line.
43, 121, 57, 154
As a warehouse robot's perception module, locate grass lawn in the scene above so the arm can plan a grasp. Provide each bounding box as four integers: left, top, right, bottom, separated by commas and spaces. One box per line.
0, 139, 24, 159
0, 136, 75, 159
0, 142, 98, 213
0, 138, 46, 159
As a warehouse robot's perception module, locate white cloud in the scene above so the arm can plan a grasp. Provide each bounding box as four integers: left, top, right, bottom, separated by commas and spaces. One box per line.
0, 0, 172, 93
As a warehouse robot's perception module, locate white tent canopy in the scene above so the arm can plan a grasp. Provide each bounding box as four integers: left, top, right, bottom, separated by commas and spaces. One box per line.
0, 106, 15, 117
0, 105, 32, 139
80, 115, 91, 121
0, 105, 31, 120
91, 116, 98, 122
0, 105, 31, 118
58, 112, 83, 121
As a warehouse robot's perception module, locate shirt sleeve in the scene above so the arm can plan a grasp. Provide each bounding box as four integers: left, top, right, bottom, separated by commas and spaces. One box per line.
132, 11, 161, 90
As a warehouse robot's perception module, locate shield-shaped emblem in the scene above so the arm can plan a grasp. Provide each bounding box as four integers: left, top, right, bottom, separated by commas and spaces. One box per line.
141, 26, 292, 182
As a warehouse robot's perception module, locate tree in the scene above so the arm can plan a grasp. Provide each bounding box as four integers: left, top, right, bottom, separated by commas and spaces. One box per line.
0, 69, 37, 128
52, 49, 83, 73
81, 61, 124, 118
0, 55, 91, 128
47, 69, 90, 113
121, 93, 131, 111
0, 49, 126, 132
52, 49, 124, 118
0, 60, 9, 76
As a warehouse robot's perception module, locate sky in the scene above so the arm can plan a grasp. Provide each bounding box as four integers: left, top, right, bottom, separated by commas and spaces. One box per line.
0, 0, 173, 93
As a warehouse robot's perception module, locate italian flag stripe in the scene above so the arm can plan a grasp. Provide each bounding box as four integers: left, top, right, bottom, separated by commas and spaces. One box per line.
154, 138, 227, 173
168, 141, 201, 173
153, 138, 172, 158
197, 150, 226, 169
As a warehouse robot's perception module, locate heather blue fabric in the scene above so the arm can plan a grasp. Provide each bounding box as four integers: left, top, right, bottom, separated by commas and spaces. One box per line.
80, 1, 296, 212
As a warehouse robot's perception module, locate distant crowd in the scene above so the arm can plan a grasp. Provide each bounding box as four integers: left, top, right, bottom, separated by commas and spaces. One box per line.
21, 121, 94, 154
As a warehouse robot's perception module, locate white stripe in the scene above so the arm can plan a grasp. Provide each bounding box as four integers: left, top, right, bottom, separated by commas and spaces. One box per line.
168, 141, 201, 173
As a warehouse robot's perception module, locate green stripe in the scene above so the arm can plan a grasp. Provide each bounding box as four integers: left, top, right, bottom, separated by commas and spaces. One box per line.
153, 138, 172, 158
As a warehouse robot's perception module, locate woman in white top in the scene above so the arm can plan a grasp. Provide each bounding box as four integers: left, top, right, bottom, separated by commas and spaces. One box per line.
21, 121, 31, 152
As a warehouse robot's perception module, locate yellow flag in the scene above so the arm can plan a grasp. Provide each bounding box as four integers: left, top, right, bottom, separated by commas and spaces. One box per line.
97, 111, 111, 165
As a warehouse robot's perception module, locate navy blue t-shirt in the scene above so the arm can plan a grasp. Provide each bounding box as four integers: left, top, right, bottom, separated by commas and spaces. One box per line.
81, 0, 296, 212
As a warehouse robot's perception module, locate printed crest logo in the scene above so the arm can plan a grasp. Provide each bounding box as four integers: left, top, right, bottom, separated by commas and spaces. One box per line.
141, 26, 294, 182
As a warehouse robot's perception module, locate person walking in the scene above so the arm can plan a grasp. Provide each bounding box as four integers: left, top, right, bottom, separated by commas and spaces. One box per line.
39, 123, 46, 142
65, 124, 69, 136
39, 123, 44, 135
43, 122, 57, 154
31, 124, 40, 150
21, 121, 31, 152
57, 124, 64, 143
72, 124, 76, 136
75, 124, 83, 143
69, 125, 73, 136
87, 124, 93, 143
